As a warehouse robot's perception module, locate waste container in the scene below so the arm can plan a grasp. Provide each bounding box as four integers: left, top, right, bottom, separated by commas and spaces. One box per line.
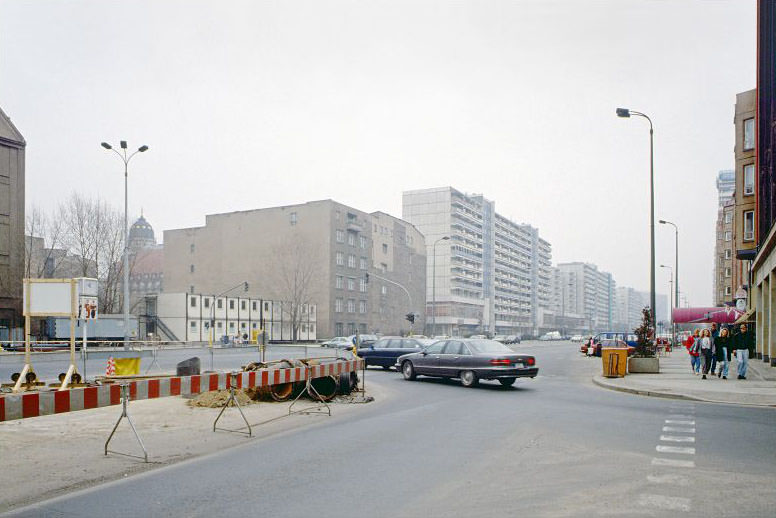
601, 348, 627, 378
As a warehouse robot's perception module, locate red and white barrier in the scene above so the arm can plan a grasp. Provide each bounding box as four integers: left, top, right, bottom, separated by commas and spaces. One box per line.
0, 359, 362, 423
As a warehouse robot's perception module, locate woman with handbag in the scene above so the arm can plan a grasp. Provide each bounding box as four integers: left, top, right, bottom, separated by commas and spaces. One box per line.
715, 327, 732, 379
686, 329, 700, 375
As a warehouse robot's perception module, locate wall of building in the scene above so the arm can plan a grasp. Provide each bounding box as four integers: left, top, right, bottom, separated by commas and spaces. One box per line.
0, 107, 25, 330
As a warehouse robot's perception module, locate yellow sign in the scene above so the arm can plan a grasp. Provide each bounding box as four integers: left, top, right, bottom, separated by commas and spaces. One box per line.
114, 358, 140, 376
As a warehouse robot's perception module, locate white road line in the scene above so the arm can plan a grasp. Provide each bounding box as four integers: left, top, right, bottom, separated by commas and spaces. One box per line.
665, 419, 695, 425
638, 494, 691, 512
663, 426, 696, 433
656, 445, 695, 455
652, 457, 695, 468
660, 435, 695, 443
647, 474, 690, 486
667, 414, 694, 419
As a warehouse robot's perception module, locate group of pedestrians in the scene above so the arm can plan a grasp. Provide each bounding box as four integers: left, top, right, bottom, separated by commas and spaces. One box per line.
684, 322, 755, 380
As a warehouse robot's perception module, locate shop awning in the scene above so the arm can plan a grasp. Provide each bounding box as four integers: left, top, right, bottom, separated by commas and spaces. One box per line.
672, 307, 743, 324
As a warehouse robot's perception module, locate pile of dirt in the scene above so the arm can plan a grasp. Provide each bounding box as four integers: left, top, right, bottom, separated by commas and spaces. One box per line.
187, 388, 258, 408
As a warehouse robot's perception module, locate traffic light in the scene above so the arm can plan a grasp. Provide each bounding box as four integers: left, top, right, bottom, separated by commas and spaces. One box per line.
244, 282, 249, 292
406, 312, 415, 324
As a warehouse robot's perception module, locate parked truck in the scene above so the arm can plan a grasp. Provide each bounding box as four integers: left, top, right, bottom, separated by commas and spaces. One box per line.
45, 314, 139, 342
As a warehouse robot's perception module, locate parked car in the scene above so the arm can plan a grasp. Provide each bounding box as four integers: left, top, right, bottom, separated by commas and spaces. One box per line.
539, 331, 562, 341
505, 335, 521, 344
348, 334, 379, 347
494, 335, 509, 343
570, 335, 583, 343
581, 338, 635, 357
321, 336, 353, 348
358, 337, 425, 369
395, 338, 538, 387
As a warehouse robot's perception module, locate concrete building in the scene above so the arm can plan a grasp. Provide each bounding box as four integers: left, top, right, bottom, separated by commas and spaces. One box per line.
714, 198, 736, 305
615, 286, 647, 332
557, 262, 615, 333
402, 187, 552, 338
716, 169, 735, 205
733, 89, 757, 299
24, 235, 97, 280
164, 200, 424, 339
550, 266, 587, 335
0, 106, 25, 331
750, 1, 776, 367
126, 214, 164, 312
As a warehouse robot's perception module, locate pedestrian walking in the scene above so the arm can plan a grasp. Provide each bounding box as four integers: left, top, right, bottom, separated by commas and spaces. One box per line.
699, 329, 713, 379
733, 323, 756, 380
715, 327, 732, 379
709, 322, 719, 375
686, 329, 700, 375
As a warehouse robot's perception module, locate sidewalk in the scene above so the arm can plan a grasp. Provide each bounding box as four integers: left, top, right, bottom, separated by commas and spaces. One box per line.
593, 349, 776, 407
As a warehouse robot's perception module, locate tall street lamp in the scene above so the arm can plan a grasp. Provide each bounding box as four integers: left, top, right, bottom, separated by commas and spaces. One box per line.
101, 141, 149, 350
659, 219, 679, 345
617, 107, 656, 334
660, 264, 673, 345
431, 236, 450, 337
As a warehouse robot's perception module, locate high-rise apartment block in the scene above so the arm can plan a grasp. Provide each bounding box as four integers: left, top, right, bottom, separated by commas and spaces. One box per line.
402, 187, 551, 337
163, 200, 425, 339
556, 262, 615, 331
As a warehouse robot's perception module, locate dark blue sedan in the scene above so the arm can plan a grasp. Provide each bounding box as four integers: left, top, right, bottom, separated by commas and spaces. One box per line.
358, 337, 426, 370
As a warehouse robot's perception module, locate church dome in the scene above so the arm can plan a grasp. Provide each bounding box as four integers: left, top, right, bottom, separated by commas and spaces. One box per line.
129, 214, 156, 249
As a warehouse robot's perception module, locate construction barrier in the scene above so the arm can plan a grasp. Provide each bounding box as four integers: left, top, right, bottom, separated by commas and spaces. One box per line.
0, 359, 363, 423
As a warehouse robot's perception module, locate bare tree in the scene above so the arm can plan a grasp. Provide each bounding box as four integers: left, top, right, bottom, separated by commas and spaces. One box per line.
274, 240, 319, 342
24, 205, 64, 279
58, 193, 100, 278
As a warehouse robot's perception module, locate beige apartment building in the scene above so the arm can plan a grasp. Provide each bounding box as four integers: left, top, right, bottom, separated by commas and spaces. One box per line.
164, 200, 425, 339
733, 89, 757, 294
0, 107, 25, 331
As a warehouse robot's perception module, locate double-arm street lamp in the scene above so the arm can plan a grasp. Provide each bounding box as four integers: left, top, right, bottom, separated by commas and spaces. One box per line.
101, 141, 149, 350
660, 264, 674, 344
616, 108, 656, 334
431, 236, 450, 337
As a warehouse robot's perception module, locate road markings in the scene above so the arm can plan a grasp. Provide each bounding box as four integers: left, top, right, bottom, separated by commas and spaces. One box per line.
665, 419, 695, 425
663, 426, 695, 433
638, 494, 691, 512
656, 445, 695, 455
667, 413, 694, 419
651, 457, 695, 468
647, 474, 689, 486
660, 435, 695, 443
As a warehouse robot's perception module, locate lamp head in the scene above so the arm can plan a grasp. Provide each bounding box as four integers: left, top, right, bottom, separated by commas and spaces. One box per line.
442, 236, 450, 241
101, 142, 112, 150
138, 145, 149, 152
120, 141, 127, 149
616, 108, 631, 118
659, 219, 667, 224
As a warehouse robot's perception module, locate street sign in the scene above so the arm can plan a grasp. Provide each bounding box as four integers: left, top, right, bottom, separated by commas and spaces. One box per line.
79, 296, 98, 320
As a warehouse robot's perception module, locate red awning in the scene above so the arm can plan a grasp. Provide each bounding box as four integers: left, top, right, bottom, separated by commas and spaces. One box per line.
672, 307, 743, 324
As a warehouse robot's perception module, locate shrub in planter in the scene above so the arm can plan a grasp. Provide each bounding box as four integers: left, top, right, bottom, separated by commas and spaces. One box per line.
633, 307, 656, 358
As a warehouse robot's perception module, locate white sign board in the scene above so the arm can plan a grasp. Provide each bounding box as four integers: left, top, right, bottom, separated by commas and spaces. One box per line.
23, 280, 73, 316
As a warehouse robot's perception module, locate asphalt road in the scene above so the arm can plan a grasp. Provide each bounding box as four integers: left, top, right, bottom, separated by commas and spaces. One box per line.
5, 341, 776, 517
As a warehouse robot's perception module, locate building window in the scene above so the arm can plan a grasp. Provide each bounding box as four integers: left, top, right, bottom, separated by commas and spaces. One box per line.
380, 262, 387, 273
382, 243, 388, 254
724, 249, 731, 260
190, 285, 195, 294
724, 212, 732, 224
359, 235, 366, 249
744, 210, 755, 241
336, 275, 343, 289
264, 302, 269, 311
348, 232, 356, 246
359, 300, 366, 314
290, 212, 297, 225
381, 285, 387, 295
204, 298, 210, 308
348, 254, 356, 268
359, 278, 366, 292
190, 244, 195, 253
744, 164, 755, 195
725, 267, 731, 277
724, 231, 732, 242
725, 286, 732, 296
217, 299, 223, 309
190, 297, 197, 307
217, 322, 223, 329
336, 252, 344, 266
347, 299, 355, 313
336, 230, 345, 243
229, 300, 235, 310
335, 323, 344, 336
347, 277, 355, 291
241, 300, 246, 310
252, 301, 257, 311
335, 298, 343, 313
360, 257, 367, 270
191, 321, 197, 329
743, 118, 755, 151
190, 264, 195, 273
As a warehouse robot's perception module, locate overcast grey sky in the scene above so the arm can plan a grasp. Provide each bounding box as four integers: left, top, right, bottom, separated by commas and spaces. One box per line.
1, 0, 756, 307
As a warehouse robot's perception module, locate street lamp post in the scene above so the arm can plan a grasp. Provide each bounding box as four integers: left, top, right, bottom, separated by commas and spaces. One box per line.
101, 141, 149, 351
208, 281, 249, 369
431, 236, 450, 337
617, 108, 656, 334
660, 264, 673, 345
659, 219, 679, 330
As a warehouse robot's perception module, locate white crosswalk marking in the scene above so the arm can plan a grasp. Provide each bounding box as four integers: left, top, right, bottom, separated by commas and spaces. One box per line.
667, 414, 694, 419
652, 457, 695, 468
663, 426, 695, 433
656, 445, 695, 455
638, 494, 691, 512
665, 419, 695, 425
647, 473, 689, 485
660, 435, 695, 443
